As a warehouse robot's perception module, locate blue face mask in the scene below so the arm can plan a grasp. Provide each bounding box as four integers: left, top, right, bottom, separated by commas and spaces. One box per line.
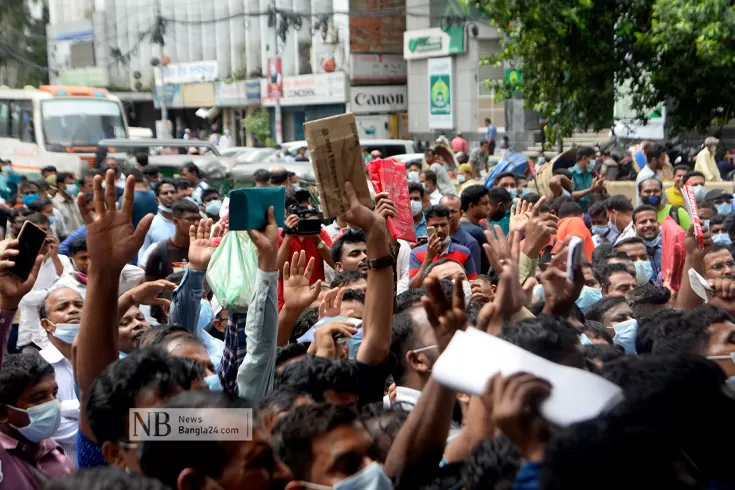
575, 286, 603, 311
644, 195, 662, 207
714, 233, 733, 246
158, 204, 172, 214
22, 193, 40, 206
204, 374, 223, 392
716, 202, 733, 216
1, 166, 11, 176
198, 300, 213, 331
507, 188, 518, 199
641, 233, 662, 249
50, 323, 80, 344
119, 351, 128, 359
579, 333, 593, 345
65, 183, 79, 197
693, 185, 707, 202
634, 260, 653, 285
297, 462, 393, 490
591, 225, 609, 236
609, 217, 620, 234
613, 318, 638, 355
205, 199, 222, 216
48, 215, 57, 225
8, 400, 62, 443
346, 332, 363, 359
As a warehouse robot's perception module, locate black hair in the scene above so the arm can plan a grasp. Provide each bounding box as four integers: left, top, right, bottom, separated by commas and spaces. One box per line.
24, 212, 50, 227
275, 343, 311, 368
423, 170, 437, 186
682, 171, 705, 185
390, 311, 421, 384
254, 168, 271, 184
581, 320, 613, 344
142, 165, 159, 177
577, 146, 595, 159
591, 244, 614, 266
652, 304, 733, 356
557, 202, 583, 219
67, 236, 88, 257
584, 296, 627, 324
646, 143, 666, 162
28, 197, 53, 213
82, 168, 103, 180
128, 168, 145, 183
614, 236, 645, 249
155, 178, 176, 196
200, 188, 220, 204
605, 194, 634, 213
173, 178, 191, 190
632, 204, 658, 223
171, 198, 200, 217
330, 270, 367, 289
341, 289, 366, 304
637, 177, 662, 194
330, 228, 367, 264
273, 403, 361, 481
460, 185, 489, 212
582, 344, 625, 367
521, 192, 540, 204
488, 187, 512, 204
703, 244, 732, 259
260, 387, 313, 415
139, 390, 255, 488
635, 308, 684, 354
396, 288, 427, 313
673, 164, 690, 175
461, 435, 521, 490
42, 165, 57, 174
425, 204, 450, 220
466, 301, 483, 324
274, 356, 359, 402
711, 212, 728, 226
493, 172, 517, 186
594, 263, 635, 290
57, 171, 73, 184
408, 181, 425, 199
181, 162, 202, 178
137, 324, 194, 349
0, 353, 54, 406
86, 347, 201, 444
360, 403, 410, 463
498, 315, 581, 366
135, 152, 149, 167
587, 201, 607, 218
271, 169, 289, 185
424, 258, 462, 277
626, 283, 671, 319
291, 307, 320, 343
43, 467, 172, 490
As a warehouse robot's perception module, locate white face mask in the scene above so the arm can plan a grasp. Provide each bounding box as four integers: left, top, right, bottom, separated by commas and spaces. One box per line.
297, 462, 393, 490
407, 171, 420, 183
410, 200, 423, 217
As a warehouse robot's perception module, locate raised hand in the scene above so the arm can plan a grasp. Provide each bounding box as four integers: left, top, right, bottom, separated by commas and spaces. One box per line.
425, 233, 442, 262
319, 287, 347, 319
78, 170, 153, 273
685, 224, 713, 258
45, 235, 59, 258
283, 251, 321, 312
248, 206, 279, 272
189, 218, 214, 271
342, 181, 387, 240
540, 237, 584, 317
127, 279, 177, 307
308, 320, 358, 358
522, 196, 558, 258
509, 199, 533, 235
374, 191, 398, 221
482, 372, 552, 462
475, 254, 532, 335
0, 241, 43, 310
483, 225, 521, 268
421, 276, 467, 353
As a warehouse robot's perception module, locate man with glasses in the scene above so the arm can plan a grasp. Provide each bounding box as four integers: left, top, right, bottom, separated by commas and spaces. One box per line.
440, 194, 481, 274
143, 199, 201, 281
703, 246, 735, 281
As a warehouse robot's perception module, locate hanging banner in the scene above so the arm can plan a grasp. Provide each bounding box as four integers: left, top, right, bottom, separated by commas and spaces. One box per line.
267, 57, 283, 98
428, 57, 453, 130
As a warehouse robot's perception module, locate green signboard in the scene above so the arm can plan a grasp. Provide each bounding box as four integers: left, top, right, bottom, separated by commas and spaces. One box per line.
428, 57, 453, 129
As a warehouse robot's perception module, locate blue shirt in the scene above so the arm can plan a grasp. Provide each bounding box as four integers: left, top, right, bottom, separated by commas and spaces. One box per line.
119, 190, 158, 229
485, 124, 497, 142
138, 213, 176, 265
59, 225, 88, 256
414, 213, 427, 238
570, 164, 595, 211
514, 461, 541, 490
451, 227, 482, 275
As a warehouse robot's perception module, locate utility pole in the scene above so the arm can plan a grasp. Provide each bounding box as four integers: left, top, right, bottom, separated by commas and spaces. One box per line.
273, 3, 283, 144
156, 7, 168, 127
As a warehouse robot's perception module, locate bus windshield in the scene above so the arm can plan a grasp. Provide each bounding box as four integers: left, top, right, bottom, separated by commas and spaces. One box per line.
41, 98, 127, 149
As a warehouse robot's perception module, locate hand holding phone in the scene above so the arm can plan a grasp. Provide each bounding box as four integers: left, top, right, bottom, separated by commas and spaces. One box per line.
8, 221, 47, 282
427, 226, 437, 238
0, 235, 44, 310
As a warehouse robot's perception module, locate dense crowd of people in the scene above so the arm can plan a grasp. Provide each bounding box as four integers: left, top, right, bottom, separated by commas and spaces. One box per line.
0, 138, 734, 490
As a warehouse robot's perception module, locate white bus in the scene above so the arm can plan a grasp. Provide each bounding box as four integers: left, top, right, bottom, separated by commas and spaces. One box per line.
0, 85, 128, 176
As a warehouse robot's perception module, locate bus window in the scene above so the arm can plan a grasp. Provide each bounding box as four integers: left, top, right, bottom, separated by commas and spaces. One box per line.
20, 101, 34, 143
0, 101, 8, 137
9, 101, 21, 140
41, 98, 126, 148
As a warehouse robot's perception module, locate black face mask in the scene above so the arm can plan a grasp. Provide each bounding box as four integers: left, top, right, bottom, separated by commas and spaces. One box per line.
491, 209, 507, 222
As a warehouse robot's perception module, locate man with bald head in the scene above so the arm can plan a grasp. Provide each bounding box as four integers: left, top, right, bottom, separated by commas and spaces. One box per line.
439, 194, 482, 273
270, 165, 289, 186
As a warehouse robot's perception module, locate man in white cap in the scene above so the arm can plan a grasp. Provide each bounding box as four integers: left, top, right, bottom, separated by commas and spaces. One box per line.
695, 136, 721, 182
219, 128, 233, 149
183, 128, 192, 140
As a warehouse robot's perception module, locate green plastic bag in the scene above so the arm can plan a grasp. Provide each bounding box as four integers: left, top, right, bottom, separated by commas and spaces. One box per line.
206, 231, 258, 313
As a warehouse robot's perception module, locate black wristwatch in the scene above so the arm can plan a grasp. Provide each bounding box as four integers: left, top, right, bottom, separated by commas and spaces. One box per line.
367, 255, 396, 270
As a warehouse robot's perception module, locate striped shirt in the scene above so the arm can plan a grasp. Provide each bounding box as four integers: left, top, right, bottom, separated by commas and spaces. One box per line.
409, 242, 478, 280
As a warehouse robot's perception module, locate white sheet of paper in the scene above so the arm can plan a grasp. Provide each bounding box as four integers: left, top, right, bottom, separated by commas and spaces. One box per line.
688, 268, 712, 302
432, 327, 625, 427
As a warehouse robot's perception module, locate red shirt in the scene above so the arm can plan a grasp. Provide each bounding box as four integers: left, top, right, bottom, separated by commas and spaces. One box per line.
277, 228, 333, 310
451, 137, 468, 154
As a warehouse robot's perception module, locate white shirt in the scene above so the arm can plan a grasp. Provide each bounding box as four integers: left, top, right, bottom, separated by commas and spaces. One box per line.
429, 189, 443, 206
383, 386, 422, 410
396, 239, 411, 295
18, 255, 73, 349
219, 134, 233, 149
615, 221, 637, 245
49, 264, 144, 299
39, 342, 79, 467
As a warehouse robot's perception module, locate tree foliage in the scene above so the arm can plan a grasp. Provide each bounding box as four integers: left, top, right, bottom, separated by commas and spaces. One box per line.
472, 0, 735, 137
0, 0, 49, 87
243, 109, 275, 147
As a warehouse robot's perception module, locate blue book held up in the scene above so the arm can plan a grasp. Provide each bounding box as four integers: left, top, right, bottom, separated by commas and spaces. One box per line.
228, 187, 286, 231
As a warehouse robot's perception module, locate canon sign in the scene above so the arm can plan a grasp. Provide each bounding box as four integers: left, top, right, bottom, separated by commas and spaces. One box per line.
350, 85, 408, 114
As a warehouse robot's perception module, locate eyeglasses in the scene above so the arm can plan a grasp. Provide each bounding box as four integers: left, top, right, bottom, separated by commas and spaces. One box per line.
707, 353, 735, 365
412, 345, 438, 354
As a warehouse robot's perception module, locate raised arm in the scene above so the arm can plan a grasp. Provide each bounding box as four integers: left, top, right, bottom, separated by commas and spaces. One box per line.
75, 170, 153, 439
236, 207, 280, 403
277, 251, 321, 346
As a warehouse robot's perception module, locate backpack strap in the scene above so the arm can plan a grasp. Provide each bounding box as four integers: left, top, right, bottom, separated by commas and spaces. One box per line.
156, 240, 169, 278
668, 205, 681, 226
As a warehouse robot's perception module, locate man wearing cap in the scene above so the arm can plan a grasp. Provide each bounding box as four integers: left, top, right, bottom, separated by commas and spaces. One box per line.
705, 189, 733, 217
695, 137, 721, 182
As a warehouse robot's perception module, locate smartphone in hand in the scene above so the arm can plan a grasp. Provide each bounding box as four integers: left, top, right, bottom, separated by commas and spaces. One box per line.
8, 221, 47, 281
426, 226, 436, 239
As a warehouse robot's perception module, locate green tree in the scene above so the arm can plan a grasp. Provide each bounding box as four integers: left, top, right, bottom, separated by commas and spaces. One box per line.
243, 109, 275, 147
0, 0, 49, 87
472, 0, 735, 137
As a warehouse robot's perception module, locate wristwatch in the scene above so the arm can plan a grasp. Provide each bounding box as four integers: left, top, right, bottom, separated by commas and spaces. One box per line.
367, 255, 396, 270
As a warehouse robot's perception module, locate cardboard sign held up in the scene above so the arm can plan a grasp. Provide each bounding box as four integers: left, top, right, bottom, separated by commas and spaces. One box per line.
304, 113, 373, 218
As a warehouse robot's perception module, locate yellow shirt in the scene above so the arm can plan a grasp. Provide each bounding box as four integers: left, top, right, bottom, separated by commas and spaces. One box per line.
695, 147, 721, 182
665, 186, 685, 207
